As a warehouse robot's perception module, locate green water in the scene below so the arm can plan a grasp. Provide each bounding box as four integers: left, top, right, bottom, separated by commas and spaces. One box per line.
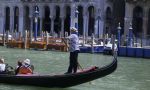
0, 46, 150, 90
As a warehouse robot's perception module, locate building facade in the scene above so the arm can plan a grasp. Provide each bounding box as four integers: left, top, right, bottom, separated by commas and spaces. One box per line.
0, 0, 112, 39
0, 0, 150, 40
125, 0, 150, 39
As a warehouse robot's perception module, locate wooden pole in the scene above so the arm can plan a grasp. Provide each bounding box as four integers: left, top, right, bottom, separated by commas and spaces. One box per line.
46, 31, 49, 45
91, 33, 94, 53
24, 30, 27, 49
41, 31, 43, 42
3, 29, 5, 46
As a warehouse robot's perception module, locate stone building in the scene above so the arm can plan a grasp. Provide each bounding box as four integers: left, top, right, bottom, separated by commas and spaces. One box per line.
125, 0, 150, 39
0, 0, 109, 39
0, 0, 149, 40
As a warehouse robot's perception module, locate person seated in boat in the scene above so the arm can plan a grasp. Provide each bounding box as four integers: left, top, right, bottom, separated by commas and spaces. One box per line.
0, 58, 6, 72
18, 59, 34, 74
15, 60, 22, 74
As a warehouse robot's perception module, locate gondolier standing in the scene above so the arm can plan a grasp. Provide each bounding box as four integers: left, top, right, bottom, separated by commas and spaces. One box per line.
65, 27, 80, 74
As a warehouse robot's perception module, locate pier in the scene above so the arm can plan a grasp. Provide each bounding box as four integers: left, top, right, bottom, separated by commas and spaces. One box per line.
0, 31, 68, 52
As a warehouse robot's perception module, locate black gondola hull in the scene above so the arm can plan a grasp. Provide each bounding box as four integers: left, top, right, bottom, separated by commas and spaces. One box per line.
0, 57, 117, 88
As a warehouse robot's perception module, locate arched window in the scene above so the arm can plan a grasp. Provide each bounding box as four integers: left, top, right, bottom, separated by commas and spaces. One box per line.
5, 7, 10, 31
54, 6, 61, 35
24, 6, 30, 31
43, 6, 51, 33
132, 6, 143, 37
113, 0, 125, 35
14, 7, 19, 32
105, 7, 112, 36
88, 6, 95, 36
64, 6, 71, 36
78, 6, 83, 36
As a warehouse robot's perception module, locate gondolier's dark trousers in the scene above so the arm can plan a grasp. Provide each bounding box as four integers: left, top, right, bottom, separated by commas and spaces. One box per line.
67, 50, 79, 73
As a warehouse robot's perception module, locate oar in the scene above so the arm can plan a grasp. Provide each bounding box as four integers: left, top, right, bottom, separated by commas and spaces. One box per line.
78, 62, 83, 71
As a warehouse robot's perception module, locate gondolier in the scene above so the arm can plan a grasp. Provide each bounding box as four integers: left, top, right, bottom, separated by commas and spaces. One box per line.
65, 27, 80, 74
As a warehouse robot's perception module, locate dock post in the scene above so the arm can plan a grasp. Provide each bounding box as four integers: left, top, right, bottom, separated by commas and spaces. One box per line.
34, 6, 39, 41
91, 33, 94, 53
46, 31, 49, 49
128, 23, 133, 47
65, 32, 69, 51
6, 30, 9, 44
117, 22, 121, 48
24, 30, 27, 49
41, 31, 44, 42
2, 28, 5, 46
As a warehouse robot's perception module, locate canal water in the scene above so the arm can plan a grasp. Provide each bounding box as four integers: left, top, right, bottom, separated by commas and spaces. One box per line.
0, 46, 150, 90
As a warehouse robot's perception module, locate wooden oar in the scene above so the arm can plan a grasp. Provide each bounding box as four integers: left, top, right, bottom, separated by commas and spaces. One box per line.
78, 62, 83, 71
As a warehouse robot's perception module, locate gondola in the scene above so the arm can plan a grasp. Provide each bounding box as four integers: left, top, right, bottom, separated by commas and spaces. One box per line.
0, 56, 117, 88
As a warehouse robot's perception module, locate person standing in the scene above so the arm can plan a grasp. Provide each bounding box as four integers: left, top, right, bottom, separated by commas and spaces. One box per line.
65, 27, 80, 74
